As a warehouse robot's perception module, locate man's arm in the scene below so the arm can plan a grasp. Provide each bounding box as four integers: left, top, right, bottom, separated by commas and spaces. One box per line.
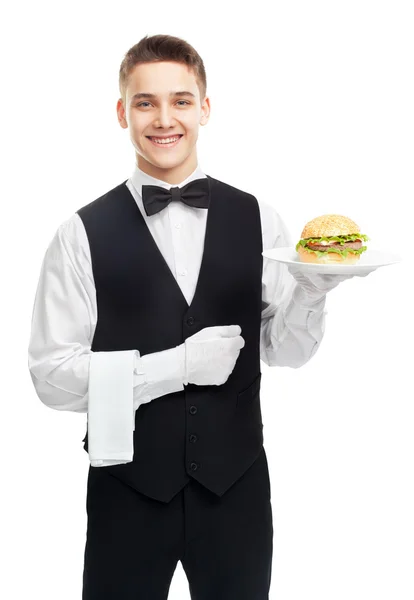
28, 217, 187, 466
28, 217, 186, 414
259, 203, 327, 368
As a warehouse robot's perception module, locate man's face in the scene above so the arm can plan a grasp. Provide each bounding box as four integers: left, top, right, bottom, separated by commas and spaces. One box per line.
117, 61, 210, 181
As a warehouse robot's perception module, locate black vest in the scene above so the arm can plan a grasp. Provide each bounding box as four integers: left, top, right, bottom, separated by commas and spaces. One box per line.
78, 175, 264, 503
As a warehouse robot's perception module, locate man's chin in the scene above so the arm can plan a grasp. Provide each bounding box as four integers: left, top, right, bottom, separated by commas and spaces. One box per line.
136, 152, 189, 173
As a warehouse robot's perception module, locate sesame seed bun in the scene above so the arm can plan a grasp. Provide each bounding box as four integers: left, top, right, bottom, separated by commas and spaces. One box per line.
300, 214, 360, 239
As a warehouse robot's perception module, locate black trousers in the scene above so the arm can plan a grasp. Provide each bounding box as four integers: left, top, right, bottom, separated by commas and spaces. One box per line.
82, 446, 273, 600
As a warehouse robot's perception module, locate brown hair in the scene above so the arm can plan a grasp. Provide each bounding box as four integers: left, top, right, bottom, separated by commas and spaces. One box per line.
119, 34, 207, 105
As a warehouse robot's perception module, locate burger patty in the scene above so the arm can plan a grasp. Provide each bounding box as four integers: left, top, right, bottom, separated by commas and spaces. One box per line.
306, 240, 362, 252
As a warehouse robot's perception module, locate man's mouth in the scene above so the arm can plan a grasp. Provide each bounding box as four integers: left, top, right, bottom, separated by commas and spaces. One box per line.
146, 134, 183, 148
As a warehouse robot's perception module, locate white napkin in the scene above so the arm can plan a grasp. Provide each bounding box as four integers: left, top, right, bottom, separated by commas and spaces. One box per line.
87, 349, 139, 467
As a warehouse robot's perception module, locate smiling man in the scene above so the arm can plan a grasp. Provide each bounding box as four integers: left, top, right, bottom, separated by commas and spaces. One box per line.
28, 33, 362, 600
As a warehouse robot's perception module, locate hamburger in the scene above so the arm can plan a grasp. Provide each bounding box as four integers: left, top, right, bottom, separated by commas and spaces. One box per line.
295, 214, 369, 265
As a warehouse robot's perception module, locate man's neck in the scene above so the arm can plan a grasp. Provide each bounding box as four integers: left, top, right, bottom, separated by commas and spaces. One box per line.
136, 155, 199, 185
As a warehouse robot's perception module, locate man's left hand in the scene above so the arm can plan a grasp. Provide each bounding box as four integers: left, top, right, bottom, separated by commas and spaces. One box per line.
287, 264, 373, 301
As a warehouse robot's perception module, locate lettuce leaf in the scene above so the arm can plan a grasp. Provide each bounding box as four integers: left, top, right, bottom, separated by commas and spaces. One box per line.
295, 233, 369, 257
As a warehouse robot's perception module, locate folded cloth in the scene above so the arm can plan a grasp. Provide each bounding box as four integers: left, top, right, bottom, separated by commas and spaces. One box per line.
88, 349, 139, 467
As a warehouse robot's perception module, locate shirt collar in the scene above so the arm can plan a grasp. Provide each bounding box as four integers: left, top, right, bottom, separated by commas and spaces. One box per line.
130, 163, 207, 198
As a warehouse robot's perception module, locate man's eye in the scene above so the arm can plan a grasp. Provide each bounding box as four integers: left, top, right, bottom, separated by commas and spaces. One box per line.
136, 100, 190, 108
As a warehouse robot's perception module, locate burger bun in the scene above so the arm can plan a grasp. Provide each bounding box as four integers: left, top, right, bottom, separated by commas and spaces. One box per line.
297, 244, 361, 265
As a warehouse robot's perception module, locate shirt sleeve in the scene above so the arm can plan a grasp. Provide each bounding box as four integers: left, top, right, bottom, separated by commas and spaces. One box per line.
259, 202, 327, 368
27, 215, 185, 416
28, 218, 98, 413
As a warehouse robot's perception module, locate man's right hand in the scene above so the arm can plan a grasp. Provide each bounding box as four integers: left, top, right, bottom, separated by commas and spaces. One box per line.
183, 325, 245, 386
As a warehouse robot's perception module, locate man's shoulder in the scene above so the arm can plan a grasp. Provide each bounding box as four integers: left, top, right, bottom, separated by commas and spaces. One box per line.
207, 175, 280, 219
75, 179, 130, 218
207, 174, 258, 203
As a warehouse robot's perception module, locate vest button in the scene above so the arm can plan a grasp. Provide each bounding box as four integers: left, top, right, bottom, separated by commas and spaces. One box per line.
189, 405, 197, 415
189, 434, 198, 443
187, 316, 195, 326
190, 462, 199, 471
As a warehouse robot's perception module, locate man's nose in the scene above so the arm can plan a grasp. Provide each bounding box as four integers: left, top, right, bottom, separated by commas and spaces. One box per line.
154, 106, 176, 128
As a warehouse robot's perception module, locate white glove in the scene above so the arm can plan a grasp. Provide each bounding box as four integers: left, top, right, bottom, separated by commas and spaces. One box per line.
133, 325, 245, 408
287, 265, 370, 303
184, 325, 245, 386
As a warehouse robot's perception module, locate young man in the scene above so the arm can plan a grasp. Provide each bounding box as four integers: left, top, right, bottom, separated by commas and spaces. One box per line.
28, 34, 363, 600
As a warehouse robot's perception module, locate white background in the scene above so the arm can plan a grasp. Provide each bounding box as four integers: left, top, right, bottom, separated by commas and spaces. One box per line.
1, 1, 413, 598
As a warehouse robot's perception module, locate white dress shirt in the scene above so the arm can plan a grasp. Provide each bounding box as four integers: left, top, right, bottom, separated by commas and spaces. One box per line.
28, 163, 327, 465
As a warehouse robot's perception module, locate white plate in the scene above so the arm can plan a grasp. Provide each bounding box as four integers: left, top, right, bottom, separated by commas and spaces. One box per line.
262, 247, 402, 275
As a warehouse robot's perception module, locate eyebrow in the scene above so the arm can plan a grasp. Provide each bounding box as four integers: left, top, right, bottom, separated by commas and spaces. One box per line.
130, 91, 196, 103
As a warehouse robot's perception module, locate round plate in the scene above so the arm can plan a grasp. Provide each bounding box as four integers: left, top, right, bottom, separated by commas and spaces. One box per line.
262, 247, 402, 275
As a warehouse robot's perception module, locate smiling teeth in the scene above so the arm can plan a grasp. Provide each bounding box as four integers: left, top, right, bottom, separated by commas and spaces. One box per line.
151, 136, 180, 144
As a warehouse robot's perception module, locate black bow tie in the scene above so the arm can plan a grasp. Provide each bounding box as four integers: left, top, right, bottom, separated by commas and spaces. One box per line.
141, 177, 210, 216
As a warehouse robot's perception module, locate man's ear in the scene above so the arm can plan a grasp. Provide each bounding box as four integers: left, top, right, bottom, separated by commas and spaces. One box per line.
200, 96, 211, 125
117, 98, 128, 129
